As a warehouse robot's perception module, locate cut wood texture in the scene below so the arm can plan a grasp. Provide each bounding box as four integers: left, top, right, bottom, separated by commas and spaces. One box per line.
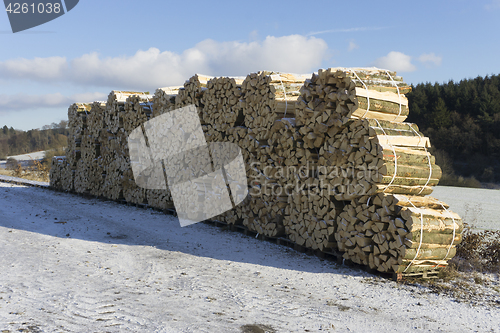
335, 193, 462, 273
202, 76, 245, 133
296, 67, 411, 149
319, 118, 440, 200
49, 67, 462, 276
241, 71, 309, 141
153, 86, 181, 117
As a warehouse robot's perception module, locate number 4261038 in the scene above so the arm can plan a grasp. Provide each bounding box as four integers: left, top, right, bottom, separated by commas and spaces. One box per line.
5, 2, 62, 14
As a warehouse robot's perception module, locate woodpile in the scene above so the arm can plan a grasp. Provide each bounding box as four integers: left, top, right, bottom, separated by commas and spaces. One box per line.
321, 118, 440, 200
50, 67, 462, 276
175, 74, 212, 118
241, 72, 308, 141
336, 193, 462, 273
296, 68, 411, 149
202, 76, 245, 133
153, 87, 180, 117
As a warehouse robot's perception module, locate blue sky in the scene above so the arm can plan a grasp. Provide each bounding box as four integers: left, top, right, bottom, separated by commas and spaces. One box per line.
1, 0, 500, 130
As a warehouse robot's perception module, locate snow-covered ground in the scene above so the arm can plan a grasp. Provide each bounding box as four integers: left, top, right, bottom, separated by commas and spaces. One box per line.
6, 151, 47, 161
0, 182, 499, 332
0, 151, 46, 169
432, 186, 500, 231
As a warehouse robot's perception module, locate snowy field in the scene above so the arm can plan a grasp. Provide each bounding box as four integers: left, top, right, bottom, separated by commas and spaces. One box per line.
0, 181, 499, 332
432, 186, 500, 231
0, 151, 46, 169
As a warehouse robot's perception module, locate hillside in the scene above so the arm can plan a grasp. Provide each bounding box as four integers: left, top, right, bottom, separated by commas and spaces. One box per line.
0, 121, 69, 160
407, 74, 500, 185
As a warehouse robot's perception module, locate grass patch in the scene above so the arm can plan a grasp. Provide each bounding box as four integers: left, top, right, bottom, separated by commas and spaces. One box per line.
240, 324, 276, 333
454, 223, 500, 274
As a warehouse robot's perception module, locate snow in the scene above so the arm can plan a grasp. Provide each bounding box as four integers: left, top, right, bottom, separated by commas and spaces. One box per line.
6, 151, 47, 161
432, 186, 500, 231
0, 151, 47, 169
0, 181, 499, 332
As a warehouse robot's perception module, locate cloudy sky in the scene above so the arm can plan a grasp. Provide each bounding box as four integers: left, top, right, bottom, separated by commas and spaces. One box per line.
1, 0, 500, 130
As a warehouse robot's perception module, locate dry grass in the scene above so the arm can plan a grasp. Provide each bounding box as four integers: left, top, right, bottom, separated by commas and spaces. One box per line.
1, 159, 50, 183
454, 223, 500, 273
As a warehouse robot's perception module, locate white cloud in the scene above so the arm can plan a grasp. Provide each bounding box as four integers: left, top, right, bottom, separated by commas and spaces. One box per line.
372, 51, 417, 73
0, 35, 328, 90
0, 56, 67, 81
418, 53, 442, 67
0, 92, 107, 112
485, 0, 500, 10
348, 41, 359, 51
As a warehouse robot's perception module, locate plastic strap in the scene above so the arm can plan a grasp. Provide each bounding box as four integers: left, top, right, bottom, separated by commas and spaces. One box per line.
408, 124, 433, 194
374, 119, 397, 192
403, 198, 424, 273
351, 69, 370, 118
384, 70, 403, 121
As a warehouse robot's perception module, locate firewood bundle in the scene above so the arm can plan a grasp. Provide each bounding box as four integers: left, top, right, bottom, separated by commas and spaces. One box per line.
241, 72, 308, 141
88, 157, 105, 197
284, 172, 342, 251
67, 103, 91, 136
153, 87, 180, 117
49, 157, 64, 188
320, 118, 440, 200
60, 159, 74, 192
296, 68, 411, 149
87, 102, 106, 138
202, 77, 244, 133
104, 91, 148, 134
123, 94, 154, 134
73, 159, 89, 194
336, 193, 462, 273
175, 74, 212, 116
242, 160, 286, 237
66, 103, 91, 169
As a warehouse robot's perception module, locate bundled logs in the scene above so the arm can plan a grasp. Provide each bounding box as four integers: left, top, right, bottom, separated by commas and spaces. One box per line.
320, 118, 440, 200
241, 72, 309, 141
202, 76, 245, 133
336, 193, 462, 273
175, 74, 212, 116
296, 68, 411, 149
153, 86, 181, 117
50, 67, 462, 276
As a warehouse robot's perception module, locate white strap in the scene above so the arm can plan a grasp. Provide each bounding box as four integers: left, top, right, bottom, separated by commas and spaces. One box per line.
384, 70, 403, 121
407, 124, 433, 194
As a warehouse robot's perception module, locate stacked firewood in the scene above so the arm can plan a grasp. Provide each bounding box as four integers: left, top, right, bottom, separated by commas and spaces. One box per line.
296, 68, 411, 149
50, 67, 462, 276
241, 72, 308, 141
202, 76, 245, 133
321, 118, 440, 200
336, 193, 462, 273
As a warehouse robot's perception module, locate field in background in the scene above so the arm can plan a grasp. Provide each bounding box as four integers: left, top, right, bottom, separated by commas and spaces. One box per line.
432, 186, 500, 231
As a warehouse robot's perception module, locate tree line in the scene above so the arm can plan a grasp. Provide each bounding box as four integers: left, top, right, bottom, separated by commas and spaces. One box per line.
407, 73, 500, 185
0, 121, 69, 160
